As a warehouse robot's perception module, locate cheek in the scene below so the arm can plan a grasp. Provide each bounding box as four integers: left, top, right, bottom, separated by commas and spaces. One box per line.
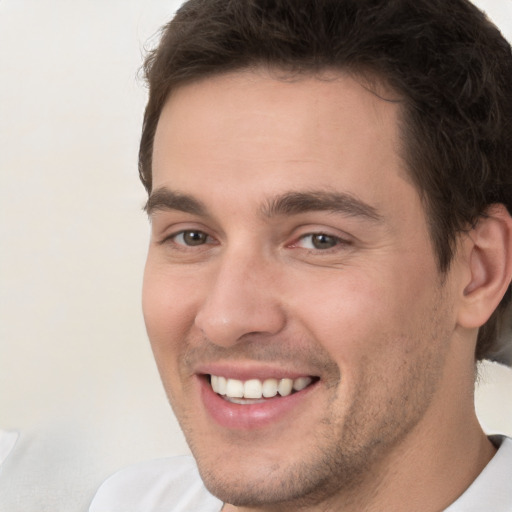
141, 263, 197, 364
142, 265, 199, 411
143, 257, 196, 320
287, 263, 440, 370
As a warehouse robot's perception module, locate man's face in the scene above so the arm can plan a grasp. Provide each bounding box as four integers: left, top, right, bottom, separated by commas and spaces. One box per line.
143, 70, 460, 508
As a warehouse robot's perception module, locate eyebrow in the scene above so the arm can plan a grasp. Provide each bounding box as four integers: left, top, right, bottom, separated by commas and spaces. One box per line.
145, 188, 207, 216
261, 190, 382, 221
145, 187, 381, 222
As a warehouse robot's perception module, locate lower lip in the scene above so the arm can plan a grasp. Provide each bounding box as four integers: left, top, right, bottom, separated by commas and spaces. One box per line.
199, 376, 318, 430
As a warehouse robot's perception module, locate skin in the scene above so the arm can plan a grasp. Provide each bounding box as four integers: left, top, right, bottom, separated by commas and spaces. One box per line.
143, 70, 499, 511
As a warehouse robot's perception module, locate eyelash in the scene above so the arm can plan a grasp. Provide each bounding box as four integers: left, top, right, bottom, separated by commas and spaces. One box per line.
160, 230, 216, 248
160, 229, 350, 253
291, 233, 350, 252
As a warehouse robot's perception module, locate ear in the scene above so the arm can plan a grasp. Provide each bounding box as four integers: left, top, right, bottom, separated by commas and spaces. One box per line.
457, 204, 512, 329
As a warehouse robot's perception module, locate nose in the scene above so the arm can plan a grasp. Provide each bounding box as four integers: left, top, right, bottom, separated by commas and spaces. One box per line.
194, 249, 286, 347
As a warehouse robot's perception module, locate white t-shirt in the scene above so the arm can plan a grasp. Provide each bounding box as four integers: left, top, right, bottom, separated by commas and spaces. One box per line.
89, 436, 512, 512
0, 430, 18, 468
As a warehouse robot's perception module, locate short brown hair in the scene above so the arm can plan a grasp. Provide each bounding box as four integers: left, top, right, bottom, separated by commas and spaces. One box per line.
139, 0, 512, 363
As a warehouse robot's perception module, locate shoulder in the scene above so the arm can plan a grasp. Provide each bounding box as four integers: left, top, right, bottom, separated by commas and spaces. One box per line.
89, 455, 223, 512
0, 430, 19, 466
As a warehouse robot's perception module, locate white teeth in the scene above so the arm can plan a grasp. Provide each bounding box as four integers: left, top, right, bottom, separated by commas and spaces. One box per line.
225, 396, 267, 405
244, 379, 263, 399
225, 378, 244, 398
277, 378, 293, 397
293, 376, 312, 391
217, 376, 227, 395
211, 375, 219, 393
262, 378, 278, 398
210, 375, 314, 400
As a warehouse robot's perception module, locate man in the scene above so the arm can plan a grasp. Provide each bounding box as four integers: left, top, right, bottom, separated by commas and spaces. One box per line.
90, 0, 512, 510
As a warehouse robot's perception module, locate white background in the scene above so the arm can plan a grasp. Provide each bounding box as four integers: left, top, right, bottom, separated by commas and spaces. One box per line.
0, 1, 511, 510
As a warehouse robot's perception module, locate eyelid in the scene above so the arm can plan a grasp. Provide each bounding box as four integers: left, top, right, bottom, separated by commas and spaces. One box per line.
287, 224, 353, 245
292, 232, 350, 249
158, 227, 217, 247
151, 213, 215, 236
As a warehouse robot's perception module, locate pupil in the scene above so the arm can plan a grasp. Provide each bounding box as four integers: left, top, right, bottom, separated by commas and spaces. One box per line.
313, 234, 335, 249
184, 231, 206, 246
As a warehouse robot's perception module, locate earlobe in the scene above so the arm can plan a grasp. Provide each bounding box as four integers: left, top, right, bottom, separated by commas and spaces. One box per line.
457, 204, 512, 329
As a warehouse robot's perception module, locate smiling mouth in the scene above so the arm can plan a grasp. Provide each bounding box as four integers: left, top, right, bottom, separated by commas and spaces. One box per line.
208, 375, 319, 404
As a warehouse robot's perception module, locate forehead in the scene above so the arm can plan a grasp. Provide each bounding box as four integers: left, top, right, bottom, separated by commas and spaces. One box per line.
151, 69, 409, 214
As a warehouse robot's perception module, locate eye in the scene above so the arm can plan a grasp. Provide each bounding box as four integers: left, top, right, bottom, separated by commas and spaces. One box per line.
173, 230, 211, 246
296, 233, 345, 250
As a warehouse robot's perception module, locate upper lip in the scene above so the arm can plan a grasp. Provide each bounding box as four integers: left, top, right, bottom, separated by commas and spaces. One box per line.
194, 362, 318, 381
